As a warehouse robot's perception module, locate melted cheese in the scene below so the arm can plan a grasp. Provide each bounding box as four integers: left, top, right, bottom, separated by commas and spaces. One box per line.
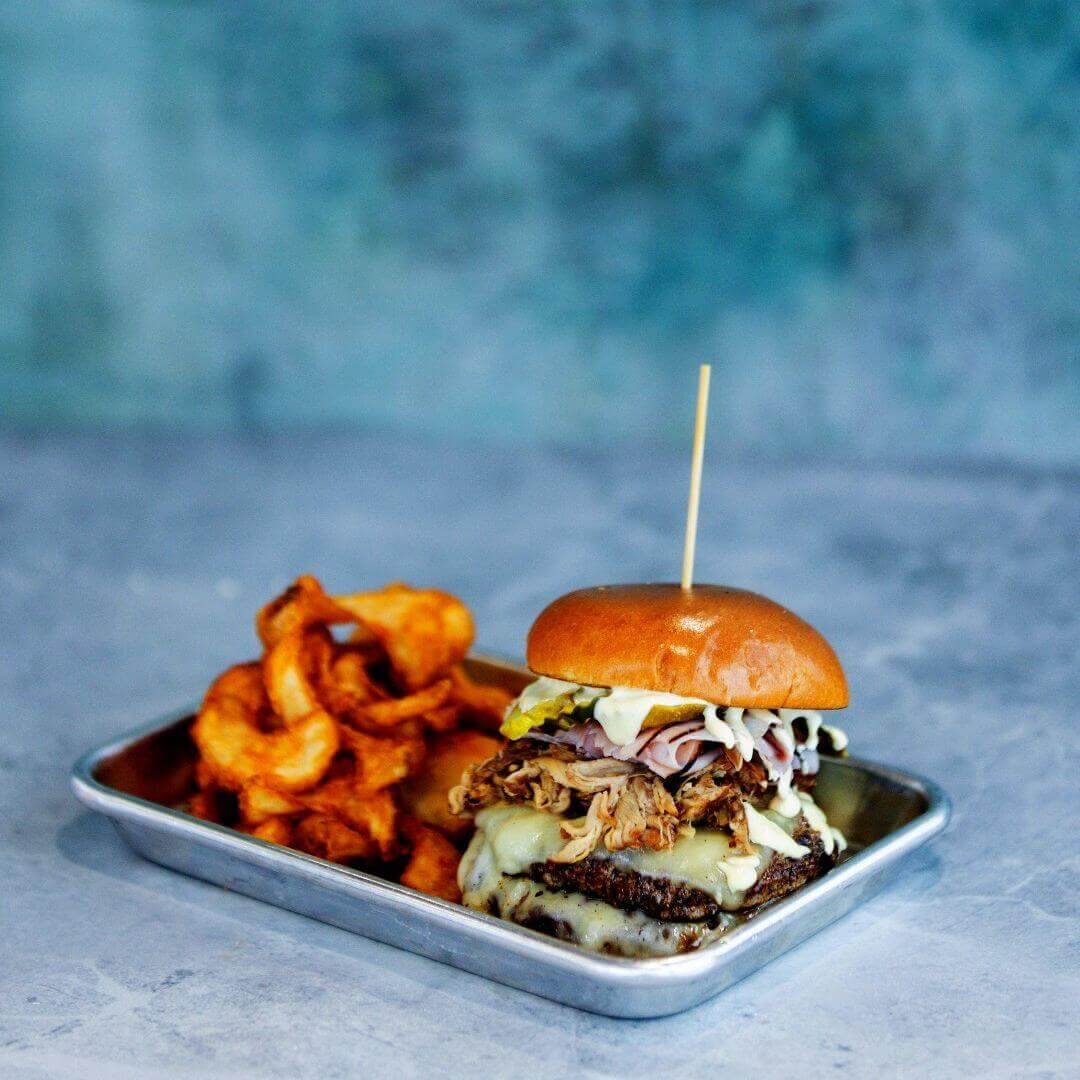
460, 798, 839, 921
603, 831, 764, 900
604, 835, 764, 896
474, 877, 733, 957
459, 796, 847, 956
742, 801, 809, 858
468, 804, 565, 876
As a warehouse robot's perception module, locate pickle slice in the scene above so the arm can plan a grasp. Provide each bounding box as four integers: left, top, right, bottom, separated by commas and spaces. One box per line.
640, 702, 707, 729
501, 693, 578, 739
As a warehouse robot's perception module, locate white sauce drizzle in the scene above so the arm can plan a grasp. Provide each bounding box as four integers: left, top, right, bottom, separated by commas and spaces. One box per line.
717, 706, 756, 761
797, 791, 848, 855
700, 705, 735, 748
821, 723, 849, 751
779, 708, 821, 747
513, 676, 603, 714
507, 678, 847, 785
769, 776, 802, 818
742, 801, 810, 858
592, 686, 711, 745
713, 853, 762, 892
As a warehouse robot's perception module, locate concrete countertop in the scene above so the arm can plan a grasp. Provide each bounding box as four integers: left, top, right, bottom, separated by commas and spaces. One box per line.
1, 433, 1075, 1078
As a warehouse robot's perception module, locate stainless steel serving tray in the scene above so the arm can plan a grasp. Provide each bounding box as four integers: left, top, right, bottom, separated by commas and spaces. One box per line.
71, 654, 949, 1019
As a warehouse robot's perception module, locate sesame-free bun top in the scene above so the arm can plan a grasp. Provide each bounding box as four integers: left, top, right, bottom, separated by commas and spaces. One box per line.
526, 584, 848, 710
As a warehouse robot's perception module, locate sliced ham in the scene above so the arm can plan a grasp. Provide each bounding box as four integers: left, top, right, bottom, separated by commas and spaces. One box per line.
528, 710, 815, 781
529, 719, 735, 779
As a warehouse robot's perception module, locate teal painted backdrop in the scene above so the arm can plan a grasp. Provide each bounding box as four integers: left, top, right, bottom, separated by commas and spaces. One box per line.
1, 2, 1077, 461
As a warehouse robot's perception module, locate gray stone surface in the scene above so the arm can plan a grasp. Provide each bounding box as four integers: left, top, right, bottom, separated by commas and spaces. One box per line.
0, 433, 1076, 1078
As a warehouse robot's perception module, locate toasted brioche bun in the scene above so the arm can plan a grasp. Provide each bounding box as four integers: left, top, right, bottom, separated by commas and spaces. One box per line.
526, 584, 848, 710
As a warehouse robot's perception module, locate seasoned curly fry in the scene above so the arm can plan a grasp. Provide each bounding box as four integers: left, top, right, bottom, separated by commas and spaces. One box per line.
400, 730, 502, 837
248, 818, 293, 846
448, 667, 514, 730
186, 790, 222, 823
238, 780, 304, 825
188, 575, 507, 893
357, 678, 453, 729
400, 820, 462, 902
300, 775, 399, 860
192, 663, 340, 792
194, 760, 217, 792
314, 641, 389, 725
417, 703, 463, 734
334, 583, 474, 690
256, 575, 354, 649
262, 629, 326, 724
338, 728, 426, 790
293, 813, 376, 863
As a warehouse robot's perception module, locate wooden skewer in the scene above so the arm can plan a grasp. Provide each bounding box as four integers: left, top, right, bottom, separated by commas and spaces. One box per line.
681, 364, 712, 591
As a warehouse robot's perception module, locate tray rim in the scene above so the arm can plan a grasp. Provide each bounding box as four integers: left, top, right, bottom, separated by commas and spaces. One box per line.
70, 653, 952, 982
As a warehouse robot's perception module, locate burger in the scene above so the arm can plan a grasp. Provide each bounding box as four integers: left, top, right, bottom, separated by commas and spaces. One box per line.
449, 584, 851, 957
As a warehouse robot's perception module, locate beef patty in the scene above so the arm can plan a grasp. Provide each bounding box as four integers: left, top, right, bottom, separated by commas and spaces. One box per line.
528, 859, 721, 921
525, 817, 834, 922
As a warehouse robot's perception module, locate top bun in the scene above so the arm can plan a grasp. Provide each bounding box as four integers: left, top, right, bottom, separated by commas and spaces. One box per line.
526, 584, 848, 710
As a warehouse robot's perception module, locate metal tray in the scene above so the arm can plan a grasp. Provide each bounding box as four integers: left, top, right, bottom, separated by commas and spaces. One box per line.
71, 654, 949, 1018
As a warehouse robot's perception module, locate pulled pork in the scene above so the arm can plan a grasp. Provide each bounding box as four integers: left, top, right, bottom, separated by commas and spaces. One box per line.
557, 774, 692, 862
448, 742, 688, 861
673, 770, 750, 850
449, 741, 803, 863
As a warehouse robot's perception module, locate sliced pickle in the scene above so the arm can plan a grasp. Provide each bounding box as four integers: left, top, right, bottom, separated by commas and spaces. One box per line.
501, 693, 578, 739
554, 707, 596, 730
640, 702, 707, 729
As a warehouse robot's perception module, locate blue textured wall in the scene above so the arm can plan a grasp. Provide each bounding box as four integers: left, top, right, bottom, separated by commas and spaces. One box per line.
1, 2, 1077, 461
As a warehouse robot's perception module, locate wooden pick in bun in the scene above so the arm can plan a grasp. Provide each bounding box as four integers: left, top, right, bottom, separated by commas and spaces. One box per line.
526, 583, 848, 710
